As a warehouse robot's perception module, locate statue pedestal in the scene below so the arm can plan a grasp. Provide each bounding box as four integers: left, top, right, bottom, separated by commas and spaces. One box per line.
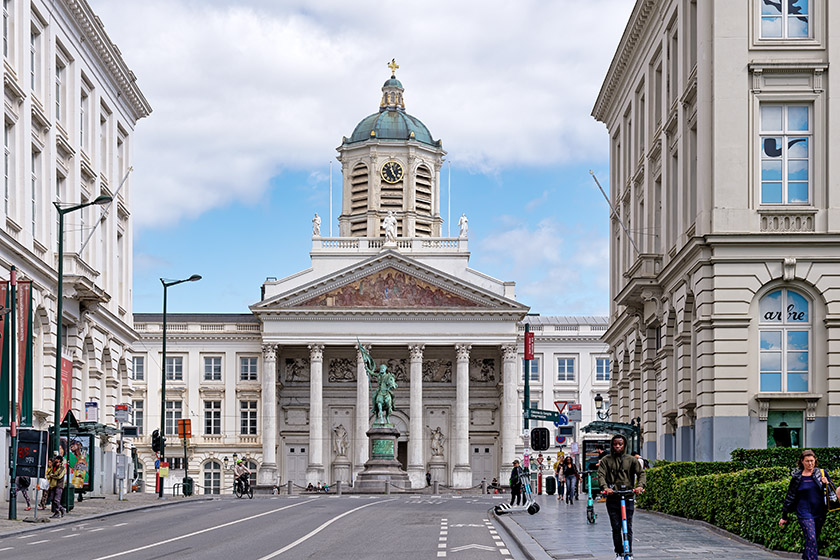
354, 425, 410, 492
428, 457, 447, 487
332, 456, 352, 486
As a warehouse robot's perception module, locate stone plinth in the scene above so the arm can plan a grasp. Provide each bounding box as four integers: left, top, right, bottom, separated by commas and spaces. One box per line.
332, 456, 352, 486
354, 425, 410, 492
428, 457, 447, 487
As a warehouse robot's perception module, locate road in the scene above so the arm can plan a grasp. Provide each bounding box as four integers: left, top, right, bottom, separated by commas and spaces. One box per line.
0, 494, 523, 560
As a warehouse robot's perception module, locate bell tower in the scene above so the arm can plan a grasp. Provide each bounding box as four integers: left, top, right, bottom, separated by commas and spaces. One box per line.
337, 60, 446, 239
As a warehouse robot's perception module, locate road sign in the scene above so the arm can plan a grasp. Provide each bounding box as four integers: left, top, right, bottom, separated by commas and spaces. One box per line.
524, 408, 560, 422
122, 425, 139, 437
556, 435, 566, 445
159, 462, 169, 477
177, 418, 192, 439
554, 401, 568, 414
556, 414, 569, 426
115, 403, 131, 424
568, 403, 582, 423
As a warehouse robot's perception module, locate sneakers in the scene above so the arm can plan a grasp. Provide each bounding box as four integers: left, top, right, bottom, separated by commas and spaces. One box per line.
50, 512, 60, 518
24, 506, 31, 511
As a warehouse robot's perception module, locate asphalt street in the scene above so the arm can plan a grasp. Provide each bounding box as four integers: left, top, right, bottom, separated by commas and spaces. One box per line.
0, 494, 523, 560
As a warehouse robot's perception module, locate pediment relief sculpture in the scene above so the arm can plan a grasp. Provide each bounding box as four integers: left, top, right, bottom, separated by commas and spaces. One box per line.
422, 359, 452, 383
284, 357, 310, 382
469, 358, 496, 382
328, 358, 356, 382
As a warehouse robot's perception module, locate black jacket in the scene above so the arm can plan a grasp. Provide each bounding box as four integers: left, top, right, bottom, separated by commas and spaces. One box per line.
509, 465, 524, 487
781, 468, 831, 520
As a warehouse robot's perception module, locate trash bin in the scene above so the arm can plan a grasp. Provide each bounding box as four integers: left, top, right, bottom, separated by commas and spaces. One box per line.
545, 474, 556, 495
61, 486, 75, 511
182, 477, 194, 497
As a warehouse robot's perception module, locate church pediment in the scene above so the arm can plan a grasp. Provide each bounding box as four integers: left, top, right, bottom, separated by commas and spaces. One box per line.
299, 267, 480, 309
253, 251, 527, 314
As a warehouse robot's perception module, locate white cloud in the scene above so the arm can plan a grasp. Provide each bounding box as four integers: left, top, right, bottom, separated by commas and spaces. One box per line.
89, 0, 632, 229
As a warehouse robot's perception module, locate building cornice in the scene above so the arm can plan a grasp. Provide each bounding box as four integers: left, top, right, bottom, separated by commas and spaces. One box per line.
60, 0, 152, 120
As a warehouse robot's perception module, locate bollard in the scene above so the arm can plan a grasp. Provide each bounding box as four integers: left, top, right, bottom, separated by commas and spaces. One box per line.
385, 480, 390, 495
287, 480, 293, 495
337, 480, 342, 496
481, 481, 487, 494
433, 481, 439, 494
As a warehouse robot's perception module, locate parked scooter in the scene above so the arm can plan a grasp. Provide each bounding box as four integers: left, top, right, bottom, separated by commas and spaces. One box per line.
584, 470, 597, 524
494, 467, 540, 516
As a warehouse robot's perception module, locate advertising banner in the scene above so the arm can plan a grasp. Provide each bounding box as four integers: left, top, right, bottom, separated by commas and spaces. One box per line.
61, 356, 73, 422
0, 279, 33, 426
64, 433, 93, 492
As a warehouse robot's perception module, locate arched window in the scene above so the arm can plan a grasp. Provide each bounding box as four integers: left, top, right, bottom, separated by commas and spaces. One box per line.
246, 460, 258, 488
759, 288, 810, 392
204, 460, 221, 494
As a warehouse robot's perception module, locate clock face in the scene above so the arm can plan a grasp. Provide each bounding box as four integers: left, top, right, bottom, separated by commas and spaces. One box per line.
380, 161, 404, 184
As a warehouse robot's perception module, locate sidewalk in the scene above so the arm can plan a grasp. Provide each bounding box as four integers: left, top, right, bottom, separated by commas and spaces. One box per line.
0, 491, 211, 538
493, 493, 797, 559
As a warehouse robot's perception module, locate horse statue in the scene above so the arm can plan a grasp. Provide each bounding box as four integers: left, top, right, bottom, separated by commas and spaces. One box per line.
358, 341, 398, 425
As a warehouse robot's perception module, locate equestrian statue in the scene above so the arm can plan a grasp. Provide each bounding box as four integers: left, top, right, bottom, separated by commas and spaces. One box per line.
358, 341, 397, 426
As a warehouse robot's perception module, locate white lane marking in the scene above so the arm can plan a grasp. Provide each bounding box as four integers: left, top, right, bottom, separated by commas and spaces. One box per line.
113, 523, 128, 527
18, 534, 37, 539
437, 553, 446, 558
0, 546, 13, 551
91, 499, 317, 560
28, 540, 49, 545
500, 549, 510, 556
89, 528, 105, 532
256, 499, 396, 559
62, 534, 80, 538
451, 544, 496, 552
49, 528, 65, 533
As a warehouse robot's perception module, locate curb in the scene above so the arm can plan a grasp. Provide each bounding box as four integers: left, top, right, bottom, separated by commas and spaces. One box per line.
640, 509, 833, 560
490, 507, 552, 560
0, 496, 217, 540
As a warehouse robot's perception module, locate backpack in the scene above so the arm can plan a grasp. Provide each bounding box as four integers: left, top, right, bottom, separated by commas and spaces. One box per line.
18, 476, 30, 488
509, 467, 520, 486
643, 458, 651, 469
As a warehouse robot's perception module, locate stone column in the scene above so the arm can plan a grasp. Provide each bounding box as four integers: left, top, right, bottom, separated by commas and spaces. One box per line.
407, 344, 425, 488
452, 343, 472, 488
354, 344, 370, 479
258, 344, 278, 486
500, 344, 518, 482
306, 344, 325, 484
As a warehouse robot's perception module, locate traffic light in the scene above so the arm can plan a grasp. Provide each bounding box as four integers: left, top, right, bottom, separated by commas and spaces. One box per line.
531, 427, 550, 451
151, 429, 161, 452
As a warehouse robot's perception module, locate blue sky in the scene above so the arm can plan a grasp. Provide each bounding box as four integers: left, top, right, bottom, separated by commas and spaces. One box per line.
88, 0, 634, 316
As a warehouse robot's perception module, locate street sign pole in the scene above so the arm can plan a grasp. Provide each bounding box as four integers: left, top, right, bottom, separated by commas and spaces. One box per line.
523, 324, 532, 432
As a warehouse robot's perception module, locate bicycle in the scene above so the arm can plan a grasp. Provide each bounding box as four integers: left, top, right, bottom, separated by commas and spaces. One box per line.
234, 477, 254, 499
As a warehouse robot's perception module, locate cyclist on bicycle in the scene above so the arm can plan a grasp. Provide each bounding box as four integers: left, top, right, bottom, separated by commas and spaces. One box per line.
233, 459, 251, 492
597, 434, 646, 560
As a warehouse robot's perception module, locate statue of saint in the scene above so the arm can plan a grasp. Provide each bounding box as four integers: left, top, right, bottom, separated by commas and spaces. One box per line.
458, 213, 468, 238
383, 211, 398, 243
430, 427, 445, 456
358, 341, 397, 425
312, 213, 321, 237
333, 424, 348, 457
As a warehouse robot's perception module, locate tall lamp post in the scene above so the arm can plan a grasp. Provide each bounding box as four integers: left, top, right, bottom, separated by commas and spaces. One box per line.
159, 275, 201, 498
52, 196, 112, 458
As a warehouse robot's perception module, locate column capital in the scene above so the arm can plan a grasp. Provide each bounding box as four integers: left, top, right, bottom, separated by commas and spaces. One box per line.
262, 343, 277, 362
502, 344, 518, 362
455, 343, 471, 361
408, 344, 425, 361
309, 343, 325, 362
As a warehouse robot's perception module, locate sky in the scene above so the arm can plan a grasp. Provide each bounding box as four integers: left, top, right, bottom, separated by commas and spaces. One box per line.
87, 0, 635, 316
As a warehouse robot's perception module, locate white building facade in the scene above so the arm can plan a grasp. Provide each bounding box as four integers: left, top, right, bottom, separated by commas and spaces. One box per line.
131, 71, 610, 493
593, 0, 840, 461
2, 0, 149, 495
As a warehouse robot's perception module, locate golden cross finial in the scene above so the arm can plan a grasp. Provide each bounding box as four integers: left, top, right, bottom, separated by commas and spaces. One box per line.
388, 58, 399, 78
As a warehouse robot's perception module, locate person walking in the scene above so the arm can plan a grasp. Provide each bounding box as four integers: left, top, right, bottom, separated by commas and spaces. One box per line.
779, 449, 840, 560
509, 459, 524, 506
47, 456, 67, 518
554, 456, 564, 501
16, 475, 32, 510
597, 434, 646, 560
562, 456, 579, 504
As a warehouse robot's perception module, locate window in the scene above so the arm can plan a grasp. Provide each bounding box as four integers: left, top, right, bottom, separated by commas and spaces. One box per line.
596, 358, 611, 382
164, 401, 182, 435
30, 29, 39, 94
521, 358, 540, 382
557, 357, 576, 382
240, 401, 257, 435
131, 400, 143, 435
80, 88, 89, 150
30, 149, 38, 235
168, 457, 184, 470
204, 401, 221, 435
760, 104, 810, 205
55, 58, 64, 123
759, 288, 810, 392
204, 461, 221, 494
4, 122, 11, 214
132, 356, 144, 380
3, 0, 9, 58
240, 357, 258, 381
246, 460, 258, 487
760, 0, 809, 39
165, 356, 183, 381
204, 356, 221, 381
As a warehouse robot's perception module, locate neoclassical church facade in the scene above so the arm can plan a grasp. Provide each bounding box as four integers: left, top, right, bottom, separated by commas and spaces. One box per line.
132, 68, 611, 493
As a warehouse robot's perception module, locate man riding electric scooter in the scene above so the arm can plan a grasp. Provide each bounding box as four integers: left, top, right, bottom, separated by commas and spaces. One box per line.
597, 434, 646, 560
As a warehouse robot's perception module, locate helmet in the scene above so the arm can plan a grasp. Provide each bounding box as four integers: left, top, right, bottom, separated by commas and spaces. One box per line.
236, 459, 242, 464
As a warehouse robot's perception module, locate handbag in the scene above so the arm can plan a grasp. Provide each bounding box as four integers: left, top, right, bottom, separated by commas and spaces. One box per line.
821, 469, 840, 512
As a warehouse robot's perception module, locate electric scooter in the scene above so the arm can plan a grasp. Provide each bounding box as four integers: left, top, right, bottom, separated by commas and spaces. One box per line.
494, 468, 540, 516
584, 470, 596, 524
612, 488, 636, 560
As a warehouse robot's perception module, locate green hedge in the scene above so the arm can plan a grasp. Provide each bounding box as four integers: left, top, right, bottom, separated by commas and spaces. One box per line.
640, 461, 840, 557
731, 447, 840, 470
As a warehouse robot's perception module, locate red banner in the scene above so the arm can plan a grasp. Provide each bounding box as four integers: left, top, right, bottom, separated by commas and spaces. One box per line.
524, 331, 535, 360
15, 280, 31, 424
61, 357, 73, 422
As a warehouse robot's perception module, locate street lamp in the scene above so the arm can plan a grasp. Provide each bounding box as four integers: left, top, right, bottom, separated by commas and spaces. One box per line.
52, 195, 112, 459
159, 274, 201, 498
594, 393, 611, 421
